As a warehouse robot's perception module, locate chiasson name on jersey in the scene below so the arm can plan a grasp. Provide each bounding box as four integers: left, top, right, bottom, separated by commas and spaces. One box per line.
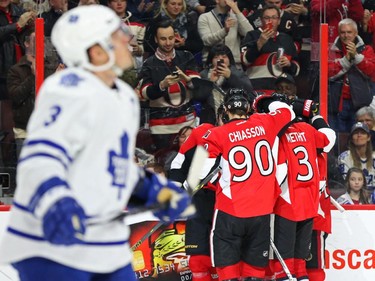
229, 126, 265, 142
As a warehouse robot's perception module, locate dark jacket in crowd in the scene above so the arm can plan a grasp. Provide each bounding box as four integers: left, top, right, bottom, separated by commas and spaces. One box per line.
7, 56, 35, 130
0, 4, 26, 80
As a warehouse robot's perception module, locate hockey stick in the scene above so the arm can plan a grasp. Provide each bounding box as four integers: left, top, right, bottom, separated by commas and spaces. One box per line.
131, 221, 164, 251
192, 165, 220, 194
270, 238, 297, 281
185, 145, 209, 195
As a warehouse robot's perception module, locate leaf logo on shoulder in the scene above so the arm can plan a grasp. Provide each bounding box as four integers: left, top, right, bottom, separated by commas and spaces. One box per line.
59, 73, 84, 87
108, 133, 129, 198
68, 15, 79, 23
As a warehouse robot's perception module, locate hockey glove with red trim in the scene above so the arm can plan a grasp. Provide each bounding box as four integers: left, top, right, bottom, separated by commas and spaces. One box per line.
291, 98, 318, 119
43, 197, 86, 245
252, 92, 289, 113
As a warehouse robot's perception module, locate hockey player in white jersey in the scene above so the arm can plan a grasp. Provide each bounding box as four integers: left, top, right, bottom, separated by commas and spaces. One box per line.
0, 5, 194, 281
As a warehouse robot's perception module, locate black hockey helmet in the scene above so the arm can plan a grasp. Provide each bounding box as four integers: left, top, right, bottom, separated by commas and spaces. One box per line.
224, 88, 251, 113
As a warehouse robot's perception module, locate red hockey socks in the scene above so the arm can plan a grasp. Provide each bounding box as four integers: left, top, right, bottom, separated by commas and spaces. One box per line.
268, 258, 295, 280
307, 268, 325, 281
189, 255, 218, 281
294, 258, 308, 280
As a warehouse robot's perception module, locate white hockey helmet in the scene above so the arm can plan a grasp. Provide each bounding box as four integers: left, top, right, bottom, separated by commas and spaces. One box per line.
51, 5, 129, 73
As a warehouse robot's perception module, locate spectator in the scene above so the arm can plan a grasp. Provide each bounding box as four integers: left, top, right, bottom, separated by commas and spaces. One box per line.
247, 0, 300, 46
338, 122, 375, 191
355, 106, 375, 148
197, 0, 252, 69
7, 29, 35, 160
0, 0, 36, 167
337, 167, 370, 204
139, 20, 200, 151
241, 4, 299, 94
310, 0, 364, 101
108, 0, 146, 86
41, 0, 67, 37
144, 0, 203, 62
274, 72, 297, 100
199, 43, 254, 124
328, 18, 375, 133
127, 0, 156, 23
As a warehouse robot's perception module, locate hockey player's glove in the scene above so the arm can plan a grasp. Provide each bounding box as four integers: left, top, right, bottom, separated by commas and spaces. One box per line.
291, 98, 319, 119
252, 92, 289, 113
42, 197, 86, 245
144, 171, 195, 223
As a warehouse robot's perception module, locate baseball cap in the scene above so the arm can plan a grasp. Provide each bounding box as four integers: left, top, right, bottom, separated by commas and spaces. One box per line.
275, 73, 295, 85
350, 122, 370, 135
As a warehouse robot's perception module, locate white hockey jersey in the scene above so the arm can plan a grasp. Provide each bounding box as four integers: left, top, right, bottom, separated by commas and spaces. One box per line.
0, 68, 141, 273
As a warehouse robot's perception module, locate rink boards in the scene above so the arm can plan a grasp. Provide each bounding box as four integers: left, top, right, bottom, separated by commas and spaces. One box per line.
0, 205, 375, 281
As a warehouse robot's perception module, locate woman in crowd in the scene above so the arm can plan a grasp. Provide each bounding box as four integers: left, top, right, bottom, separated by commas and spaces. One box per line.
338, 122, 375, 191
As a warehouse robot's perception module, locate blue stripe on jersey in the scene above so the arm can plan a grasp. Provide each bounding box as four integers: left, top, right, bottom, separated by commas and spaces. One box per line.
8, 227, 45, 241
7, 227, 129, 245
23, 139, 73, 162
28, 177, 69, 213
12, 201, 31, 213
18, 153, 69, 170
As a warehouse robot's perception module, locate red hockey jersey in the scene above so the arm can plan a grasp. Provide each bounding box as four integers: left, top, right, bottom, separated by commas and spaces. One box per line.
274, 122, 331, 221
170, 123, 215, 185
202, 105, 295, 218
313, 153, 332, 234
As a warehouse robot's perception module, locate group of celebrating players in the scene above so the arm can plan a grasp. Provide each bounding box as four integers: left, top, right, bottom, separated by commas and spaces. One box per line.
170, 89, 335, 281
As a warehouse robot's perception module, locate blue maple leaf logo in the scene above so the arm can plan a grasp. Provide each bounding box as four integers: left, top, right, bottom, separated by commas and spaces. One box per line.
108, 133, 129, 198
60, 73, 84, 87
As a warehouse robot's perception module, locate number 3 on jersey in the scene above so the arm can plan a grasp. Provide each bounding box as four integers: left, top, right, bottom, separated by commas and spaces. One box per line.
293, 146, 313, 182
44, 105, 62, 126
228, 140, 274, 182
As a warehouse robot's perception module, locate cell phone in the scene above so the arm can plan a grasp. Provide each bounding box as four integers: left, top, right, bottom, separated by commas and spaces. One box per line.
172, 71, 179, 76
277, 48, 284, 59
265, 22, 273, 30
217, 59, 224, 68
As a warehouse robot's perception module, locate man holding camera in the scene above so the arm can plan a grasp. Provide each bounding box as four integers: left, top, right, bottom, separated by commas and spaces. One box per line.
138, 20, 200, 151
